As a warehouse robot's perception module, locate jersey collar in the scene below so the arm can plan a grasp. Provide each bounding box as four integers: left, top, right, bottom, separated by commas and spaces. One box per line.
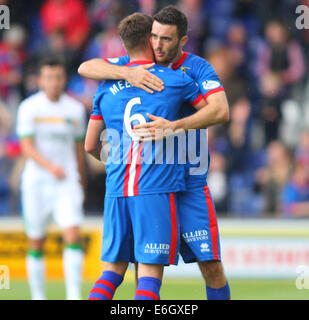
171, 51, 189, 70
126, 60, 154, 66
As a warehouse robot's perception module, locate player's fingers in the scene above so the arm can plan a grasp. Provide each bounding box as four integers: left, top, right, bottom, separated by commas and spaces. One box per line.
134, 130, 150, 137
144, 80, 164, 92
140, 136, 155, 142
146, 74, 164, 87
134, 122, 152, 129
141, 134, 164, 142
134, 128, 155, 136
142, 63, 155, 69
139, 84, 154, 94
147, 113, 159, 120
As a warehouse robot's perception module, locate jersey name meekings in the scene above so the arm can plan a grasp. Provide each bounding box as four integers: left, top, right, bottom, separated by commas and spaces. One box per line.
109, 80, 132, 95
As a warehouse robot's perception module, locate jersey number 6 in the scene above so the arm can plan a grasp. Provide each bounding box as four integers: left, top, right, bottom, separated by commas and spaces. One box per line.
124, 97, 146, 140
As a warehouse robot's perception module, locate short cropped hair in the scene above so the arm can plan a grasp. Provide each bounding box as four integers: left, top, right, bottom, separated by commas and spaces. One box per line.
38, 56, 66, 74
153, 5, 188, 39
118, 13, 154, 51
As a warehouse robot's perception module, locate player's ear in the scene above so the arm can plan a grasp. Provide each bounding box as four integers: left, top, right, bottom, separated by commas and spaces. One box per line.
149, 36, 153, 48
180, 35, 189, 48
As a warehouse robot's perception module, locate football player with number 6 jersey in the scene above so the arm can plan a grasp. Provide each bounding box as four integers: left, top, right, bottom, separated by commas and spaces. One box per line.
85, 13, 207, 301
79, 6, 230, 300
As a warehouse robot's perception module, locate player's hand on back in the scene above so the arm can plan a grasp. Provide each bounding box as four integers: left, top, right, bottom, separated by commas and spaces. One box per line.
126, 64, 164, 94
49, 165, 66, 180
133, 113, 177, 141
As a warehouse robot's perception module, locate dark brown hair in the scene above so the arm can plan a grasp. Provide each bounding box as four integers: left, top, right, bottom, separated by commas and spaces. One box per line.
38, 56, 66, 74
118, 13, 154, 51
153, 5, 188, 39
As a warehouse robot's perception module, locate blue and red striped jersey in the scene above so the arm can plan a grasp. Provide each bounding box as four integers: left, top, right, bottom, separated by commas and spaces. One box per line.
170, 52, 225, 187
91, 61, 203, 197
104, 52, 225, 187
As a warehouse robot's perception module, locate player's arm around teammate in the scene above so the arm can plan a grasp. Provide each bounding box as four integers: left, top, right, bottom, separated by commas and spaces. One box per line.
78, 58, 164, 94
134, 91, 229, 140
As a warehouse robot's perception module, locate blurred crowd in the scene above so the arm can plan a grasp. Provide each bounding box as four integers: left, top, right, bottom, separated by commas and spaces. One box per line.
1, 0, 309, 217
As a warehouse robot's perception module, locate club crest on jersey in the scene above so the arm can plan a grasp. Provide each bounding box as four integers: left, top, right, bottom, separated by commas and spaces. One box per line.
180, 66, 191, 73
202, 80, 220, 90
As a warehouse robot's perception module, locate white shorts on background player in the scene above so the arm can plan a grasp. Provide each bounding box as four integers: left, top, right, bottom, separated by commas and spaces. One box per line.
21, 178, 84, 239
16, 91, 86, 239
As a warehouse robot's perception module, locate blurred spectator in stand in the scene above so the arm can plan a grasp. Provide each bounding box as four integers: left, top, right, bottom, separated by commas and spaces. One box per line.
255, 0, 300, 34
88, 0, 114, 35
138, 0, 156, 15
26, 29, 80, 79
0, 24, 26, 113
83, 23, 126, 61
0, 99, 14, 215
256, 19, 305, 144
178, 0, 207, 55
226, 96, 251, 175
202, 0, 235, 41
67, 75, 98, 113
40, 0, 90, 50
206, 44, 248, 107
256, 140, 291, 215
295, 130, 309, 171
207, 151, 228, 213
225, 21, 249, 79
224, 96, 264, 215
89, 0, 133, 36
281, 160, 309, 218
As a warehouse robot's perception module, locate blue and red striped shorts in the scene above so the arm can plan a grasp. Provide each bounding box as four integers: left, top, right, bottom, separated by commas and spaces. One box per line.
178, 184, 221, 263
101, 193, 179, 265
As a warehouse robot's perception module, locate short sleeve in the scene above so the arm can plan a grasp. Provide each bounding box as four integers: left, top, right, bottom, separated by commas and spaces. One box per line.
195, 59, 225, 99
182, 74, 203, 106
90, 86, 104, 120
16, 101, 35, 138
103, 55, 129, 66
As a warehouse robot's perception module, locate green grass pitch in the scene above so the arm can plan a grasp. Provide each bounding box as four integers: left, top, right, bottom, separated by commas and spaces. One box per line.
1, 278, 309, 300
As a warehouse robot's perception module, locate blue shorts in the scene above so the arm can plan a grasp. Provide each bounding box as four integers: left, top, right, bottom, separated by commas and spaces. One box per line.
101, 193, 179, 265
178, 185, 221, 263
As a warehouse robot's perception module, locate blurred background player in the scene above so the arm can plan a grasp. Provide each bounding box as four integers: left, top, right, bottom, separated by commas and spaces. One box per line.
16, 57, 86, 300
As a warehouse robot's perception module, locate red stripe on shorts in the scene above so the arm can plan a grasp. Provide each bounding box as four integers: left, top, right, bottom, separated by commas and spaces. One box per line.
203, 186, 219, 260
169, 193, 178, 265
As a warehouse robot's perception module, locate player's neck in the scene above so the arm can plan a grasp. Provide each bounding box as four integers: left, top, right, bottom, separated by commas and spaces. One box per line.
172, 50, 184, 65
43, 91, 62, 102
129, 48, 154, 64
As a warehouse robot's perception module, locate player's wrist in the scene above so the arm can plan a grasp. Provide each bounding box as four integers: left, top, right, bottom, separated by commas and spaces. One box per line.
172, 118, 186, 132
122, 67, 132, 82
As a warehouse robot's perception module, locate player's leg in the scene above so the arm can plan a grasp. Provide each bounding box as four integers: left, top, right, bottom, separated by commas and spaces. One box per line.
198, 260, 230, 300
134, 263, 163, 300
88, 196, 133, 300
88, 261, 128, 300
178, 186, 230, 300
130, 193, 180, 300
54, 180, 85, 300
22, 182, 49, 300
62, 225, 84, 300
26, 237, 46, 300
